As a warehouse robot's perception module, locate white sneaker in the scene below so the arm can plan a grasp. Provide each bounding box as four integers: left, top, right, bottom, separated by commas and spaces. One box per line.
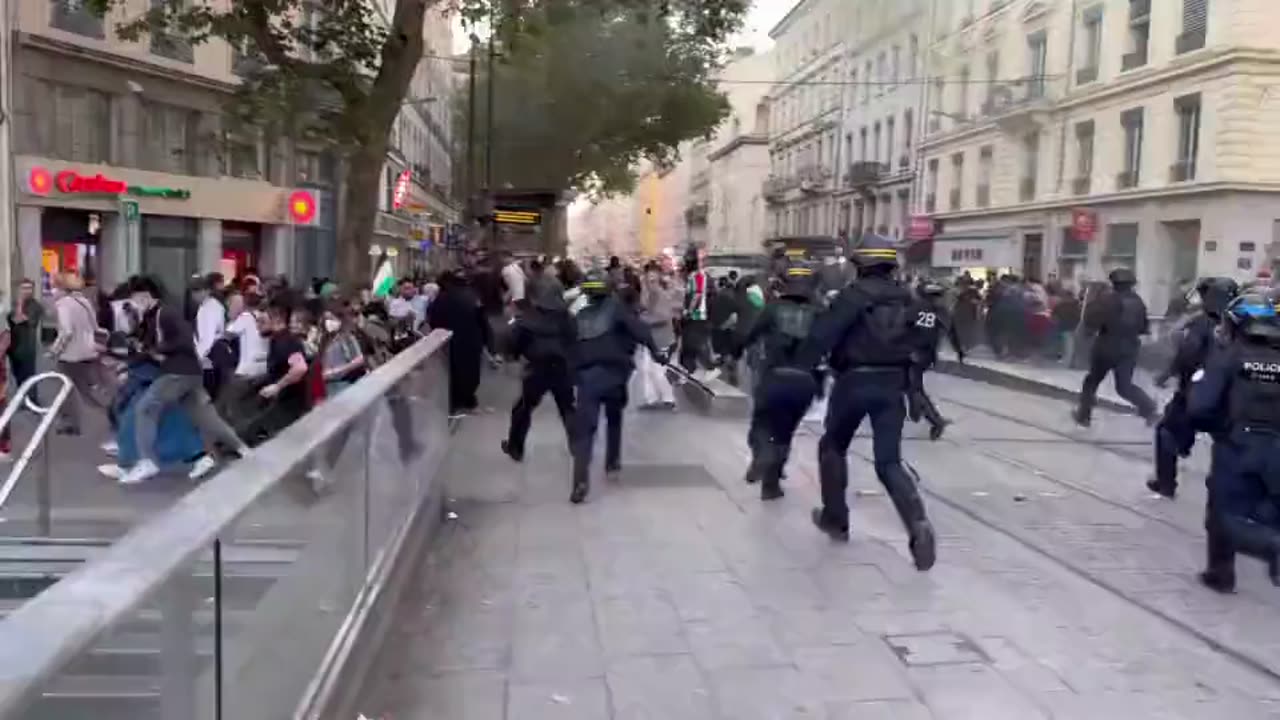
100, 440, 119, 458
119, 459, 160, 485
189, 455, 218, 480
697, 368, 721, 383
97, 463, 122, 480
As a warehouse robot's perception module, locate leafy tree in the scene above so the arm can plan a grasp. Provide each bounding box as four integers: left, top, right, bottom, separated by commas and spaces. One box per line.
465, 0, 748, 198
85, 0, 744, 284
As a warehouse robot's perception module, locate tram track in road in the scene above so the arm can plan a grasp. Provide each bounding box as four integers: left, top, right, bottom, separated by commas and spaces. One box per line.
928, 390, 1206, 540
795, 424, 1280, 686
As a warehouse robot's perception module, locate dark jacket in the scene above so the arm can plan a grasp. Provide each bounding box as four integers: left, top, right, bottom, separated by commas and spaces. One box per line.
510, 305, 575, 365
1084, 287, 1149, 355
800, 275, 918, 372
140, 304, 202, 376
572, 296, 659, 373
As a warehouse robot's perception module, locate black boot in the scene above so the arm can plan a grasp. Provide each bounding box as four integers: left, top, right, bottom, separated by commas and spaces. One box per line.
501, 440, 523, 462
1201, 517, 1237, 593
570, 460, 590, 504
810, 508, 848, 541
570, 480, 589, 504
881, 462, 937, 571
1072, 408, 1091, 428
759, 442, 786, 500
1145, 476, 1176, 499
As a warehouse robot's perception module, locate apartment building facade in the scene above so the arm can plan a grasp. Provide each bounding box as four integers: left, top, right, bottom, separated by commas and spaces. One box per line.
764, 0, 850, 240
695, 48, 773, 255
836, 0, 931, 245
13, 0, 336, 294
920, 0, 1280, 312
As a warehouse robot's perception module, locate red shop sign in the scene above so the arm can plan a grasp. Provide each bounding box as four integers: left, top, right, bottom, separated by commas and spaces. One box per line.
907, 214, 936, 241
55, 171, 127, 195
1071, 208, 1098, 241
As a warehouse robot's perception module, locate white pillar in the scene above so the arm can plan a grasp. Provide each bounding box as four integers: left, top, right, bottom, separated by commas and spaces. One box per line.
15, 205, 41, 287
259, 224, 293, 279
0, 0, 13, 302
197, 218, 221, 275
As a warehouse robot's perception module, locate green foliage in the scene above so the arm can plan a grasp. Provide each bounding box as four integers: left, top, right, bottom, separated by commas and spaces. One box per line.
461, 0, 748, 196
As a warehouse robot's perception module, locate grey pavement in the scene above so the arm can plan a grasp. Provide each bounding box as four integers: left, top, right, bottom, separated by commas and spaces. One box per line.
358, 372, 1280, 719
937, 347, 1163, 411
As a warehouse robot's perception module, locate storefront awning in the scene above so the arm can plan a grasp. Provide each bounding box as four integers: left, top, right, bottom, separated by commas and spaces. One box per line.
930, 234, 1016, 269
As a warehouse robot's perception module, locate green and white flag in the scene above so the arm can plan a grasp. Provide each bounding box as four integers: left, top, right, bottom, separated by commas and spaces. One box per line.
372, 259, 396, 298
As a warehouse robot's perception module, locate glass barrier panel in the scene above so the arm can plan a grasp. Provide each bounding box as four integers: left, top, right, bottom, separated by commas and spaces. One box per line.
12, 548, 215, 720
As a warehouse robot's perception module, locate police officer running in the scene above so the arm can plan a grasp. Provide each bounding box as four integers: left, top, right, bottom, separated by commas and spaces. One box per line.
734, 264, 823, 500
1148, 277, 1238, 498
569, 270, 664, 504
798, 234, 937, 571
908, 280, 961, 441
502, 282, 577, 463
1189, 290, 1280, 592
1073, 268, 1159, 427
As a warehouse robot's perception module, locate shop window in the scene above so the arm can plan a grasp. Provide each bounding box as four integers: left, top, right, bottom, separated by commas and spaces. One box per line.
142, 101, 200, 175
20, 78, 111, 164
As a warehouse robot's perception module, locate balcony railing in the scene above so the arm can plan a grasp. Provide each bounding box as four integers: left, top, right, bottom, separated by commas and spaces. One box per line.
846, 161, 886, 189
1170, 160, 1196, 183
976, 185, 991, 208
898, 155, 911, 172
1072, 176, 1091, 195
1116, 170, 1139, 189
50, 0, 104, 38
1176, 29, 1206, 55
925, 193, 936, 213
763, 175, 796, 201
1019, 178, 1036, 202
1121, 49, 1148, 71
1076, 66, 1098, 85
1130, 0, 1151, 21
948, 189, 961, 210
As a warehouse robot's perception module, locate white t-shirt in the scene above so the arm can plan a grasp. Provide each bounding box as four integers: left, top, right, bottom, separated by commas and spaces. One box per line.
194, 296, 226, 367
502, 262, 527, 303
228, 312, 267, 378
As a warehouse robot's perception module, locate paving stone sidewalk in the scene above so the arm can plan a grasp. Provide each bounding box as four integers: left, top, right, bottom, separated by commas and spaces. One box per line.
359, 377, 1280, 719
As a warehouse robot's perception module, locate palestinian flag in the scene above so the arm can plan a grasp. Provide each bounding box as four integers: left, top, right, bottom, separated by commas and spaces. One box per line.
372, 259, 396, 298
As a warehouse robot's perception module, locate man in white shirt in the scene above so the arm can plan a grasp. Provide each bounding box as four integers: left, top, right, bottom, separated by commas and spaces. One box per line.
193, 277, 226, 370
501, 253, 526, 306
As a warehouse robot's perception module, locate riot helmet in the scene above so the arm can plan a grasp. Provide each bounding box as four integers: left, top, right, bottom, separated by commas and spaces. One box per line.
580, 269, 610, 299
781, 264, 817, 299
1195, 277, 1240, 318
1108, 267, 1137, 288
849, 234, 899, 273
1227, 291, 1280, 342
917, 279, 946, 298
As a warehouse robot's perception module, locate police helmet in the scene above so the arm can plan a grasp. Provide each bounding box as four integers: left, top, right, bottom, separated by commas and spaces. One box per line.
849, 234, 899, 269
1195, 277, 1240, 318
1108, 267, 1137, 287
1227, 291, 1280, 341
580, 269, 610, 298
781, 264, 817, 299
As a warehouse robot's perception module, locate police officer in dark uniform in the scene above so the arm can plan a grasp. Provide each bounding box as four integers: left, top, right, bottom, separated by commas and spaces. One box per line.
1189, 290, 1280, 592
798, 234, 936, 571
735, 264, 822, 500
501, 282, 577, 463
1074, 267, 1159, 426
1148, 277, 1238, 498
569, 270, 664, 504
908, 280, 961, 441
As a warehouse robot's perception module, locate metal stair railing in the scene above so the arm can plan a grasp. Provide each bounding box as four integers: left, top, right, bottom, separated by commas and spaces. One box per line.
0, 372, 74, 535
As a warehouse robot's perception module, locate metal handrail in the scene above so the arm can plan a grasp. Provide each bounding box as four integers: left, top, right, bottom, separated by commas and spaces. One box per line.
0, 330, 451, 717
0, 372, 74, 535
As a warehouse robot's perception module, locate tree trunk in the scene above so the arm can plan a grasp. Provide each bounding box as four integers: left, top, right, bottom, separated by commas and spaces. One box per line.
336, 143, 386, 289
333, 0, 431, 290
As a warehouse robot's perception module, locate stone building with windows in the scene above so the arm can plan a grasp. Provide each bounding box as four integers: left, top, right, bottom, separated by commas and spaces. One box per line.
13, 1, 454, 293
13, 0, 332, 294
920, 0, 1280, 312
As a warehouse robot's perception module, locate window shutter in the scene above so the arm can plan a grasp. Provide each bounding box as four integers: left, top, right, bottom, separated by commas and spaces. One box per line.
1183, 0, 1207, 35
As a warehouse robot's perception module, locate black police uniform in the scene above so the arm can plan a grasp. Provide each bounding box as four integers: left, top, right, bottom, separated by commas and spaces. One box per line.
908, 282, 959, 440
1074, 268, 1158, 426
1189, 295, 1280, 592
798, 236, 936, 571
570, 275, 661, 504
1149, 278, 1237, 498
736, 266, 822, 500
502, 285, 577, 462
